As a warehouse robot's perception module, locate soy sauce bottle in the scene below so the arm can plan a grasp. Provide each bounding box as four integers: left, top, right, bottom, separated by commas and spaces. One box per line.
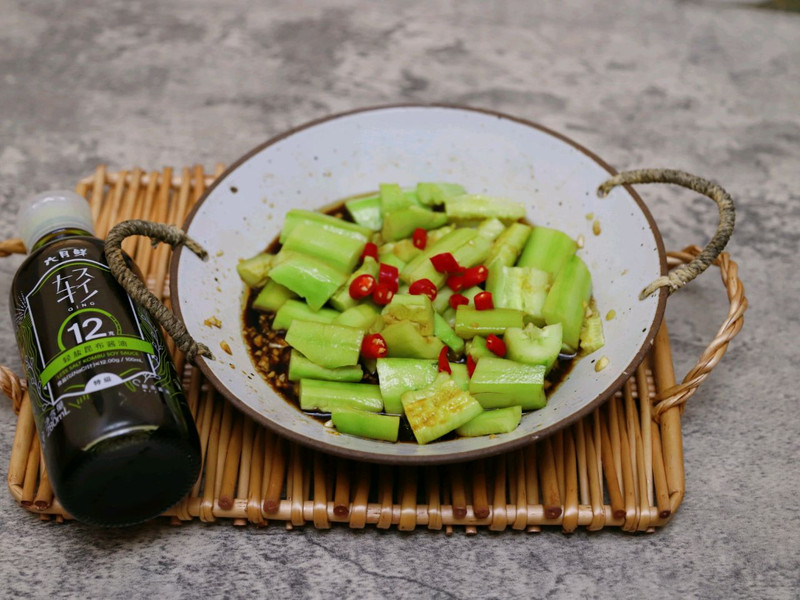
10, 191, 201, 526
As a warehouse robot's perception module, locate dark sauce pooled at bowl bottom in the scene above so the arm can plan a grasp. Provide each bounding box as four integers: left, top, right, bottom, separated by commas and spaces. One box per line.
242, 202, 578, 443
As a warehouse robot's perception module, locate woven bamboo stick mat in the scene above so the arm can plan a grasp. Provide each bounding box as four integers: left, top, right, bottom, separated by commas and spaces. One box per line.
1, 165, 746, 533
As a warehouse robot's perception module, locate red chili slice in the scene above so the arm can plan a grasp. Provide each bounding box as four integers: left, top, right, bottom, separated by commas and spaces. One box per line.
486, 334, 507, 357
379, 262, 399, 293
466, 355, 477, 378
461, 265, 489, 288
361, 333, 388, 359
437, 346, 451, 374
361, 242, 378, 261
348, 274, 376, 300
449, 293, 469, 310
372, 283, 395, 306
412, 228, 427, 250
430, 252, 460, 274
474, 291, 494, 310
446, 274, 464, 292
408, 278, 437, 301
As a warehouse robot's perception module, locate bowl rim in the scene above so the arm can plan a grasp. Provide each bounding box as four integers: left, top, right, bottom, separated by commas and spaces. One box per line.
170, 103, 668, 465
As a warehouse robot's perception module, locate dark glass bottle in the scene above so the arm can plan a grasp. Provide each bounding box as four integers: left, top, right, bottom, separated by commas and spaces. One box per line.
10, 191, 201, 526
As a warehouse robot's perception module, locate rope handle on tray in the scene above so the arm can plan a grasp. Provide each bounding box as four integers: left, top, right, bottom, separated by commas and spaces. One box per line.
597, 169, 735, 299
104, 220, 214, 363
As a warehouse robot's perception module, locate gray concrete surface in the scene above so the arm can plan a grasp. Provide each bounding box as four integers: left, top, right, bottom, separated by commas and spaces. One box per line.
0, 1, 798, 598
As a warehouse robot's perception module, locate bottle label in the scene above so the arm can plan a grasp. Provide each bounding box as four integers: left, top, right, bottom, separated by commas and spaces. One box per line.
14, 250, 174, 443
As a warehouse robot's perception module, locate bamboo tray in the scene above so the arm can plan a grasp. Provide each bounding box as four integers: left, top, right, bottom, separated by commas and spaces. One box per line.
0, 165, 746, 533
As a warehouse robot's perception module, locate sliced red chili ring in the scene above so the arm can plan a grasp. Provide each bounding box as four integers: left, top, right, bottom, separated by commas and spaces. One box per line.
437, 346, 451, 374
361, 242, 378, 261
430, 252, 460, 274
461, 265, 489, 288
348, 274, 377, 300
466, 355, 477, 378
379, 262, 399, 284
486, 334, 507, 357
408, 278, 437, 301
446, 274, 464, 292
474, 291, 494, 310
412, 227, 427, 250
361, 333, 388, 359
449, 293, 469, 310
372, 283, 395, 306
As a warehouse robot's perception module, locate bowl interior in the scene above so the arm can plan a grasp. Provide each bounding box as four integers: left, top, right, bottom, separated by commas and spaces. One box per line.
172, 105, 666, 464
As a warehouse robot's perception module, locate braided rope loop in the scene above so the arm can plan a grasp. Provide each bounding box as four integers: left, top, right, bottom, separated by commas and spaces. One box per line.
104, 220, 213, 363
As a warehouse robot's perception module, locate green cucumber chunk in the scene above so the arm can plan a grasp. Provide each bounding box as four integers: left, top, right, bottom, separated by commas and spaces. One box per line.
408, 233, 492, 289
329, 256, 379, 312
456, 406, 523, 437
252, 280, 297, 313
401, 228, 477, 283
485, 222, 532, 287
454, 307, 525, 339
237, 253, 275, 288
345, 194, 382, 231
381, 321, 445, 359
381, 205, 448, 242
380, 183, 413, 214
542, 255, 592, 352
331, 409, 400, 442
273, 299, 340, 331
401, 373, 483, 445
476, 217, 506, 241
280, 209, 371, 243
468, 357, 546, 410
504, 323, 563, 373
487, 265, 552, 326
270, 251, 349, 311
285, 320, 363, 368
416, 182, 467, 206
517, 226, 578, 276
299, 379, 383, 413
448, 363, 469, 391
288, 350, 364, 383
445, 195, 525, 223
382, 294, 435, 335
466, 336, 493, 361
282, 222, 365, 273
334, 303, 381, 332
434, 313, 465, 354
391, 239, 423, 263
376, 358, 437, 414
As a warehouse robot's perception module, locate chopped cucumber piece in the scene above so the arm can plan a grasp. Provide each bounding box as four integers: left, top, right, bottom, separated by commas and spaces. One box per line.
476, 217, 506, 241
401, 228, 477, 283
329, 256, 379, 312
285, 320, 363, 369
237, 253, 274, 288
282, 222, 365, 273
252, 280, 297, 313
270, 250, 349, 311
504, 323, 563, 373
579, 306, 605, 354
331, 409, 400, 442
334, 303, 381, 332
392, 238, 423, 262
468, 357, 546, 410
448, 363, 469, 391
445, 195, 525, 223
487, 265, 552, 326
432, 286, 455, 314
416, 182, 467, 206
280, 209, 371, 243
288, 350, 364, 382
381, 205, 448, 242
517, 226, 578, 276
401, 373, 483, 444
434, 313, 465, 354
408, 233, 492, 289
345, 194, 382, 231
382, 293, 435, 335
380, 183, 412, 214
427, 224, 456, 245
456, 406, 523, 437
376, 358, 437, 414
299, 379, 383, 413
466, 336, 493, 361
542, 255, 592, 352
454, 307, 525, 339
273, 299, 340, 331
382, 321, 445, 359
485, 222, 532, 284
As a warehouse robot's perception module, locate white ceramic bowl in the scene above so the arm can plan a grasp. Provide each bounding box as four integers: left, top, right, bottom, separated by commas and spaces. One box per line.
171, 105, 667, 464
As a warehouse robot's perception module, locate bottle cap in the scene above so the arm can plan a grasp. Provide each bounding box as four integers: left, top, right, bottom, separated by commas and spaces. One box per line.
18, 190, 95, 251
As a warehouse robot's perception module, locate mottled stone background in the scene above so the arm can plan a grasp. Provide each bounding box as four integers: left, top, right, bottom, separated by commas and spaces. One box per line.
0, 1, 798, 598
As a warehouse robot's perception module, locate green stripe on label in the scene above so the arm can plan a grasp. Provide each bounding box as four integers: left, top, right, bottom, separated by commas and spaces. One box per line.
40, 337, 155, 386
